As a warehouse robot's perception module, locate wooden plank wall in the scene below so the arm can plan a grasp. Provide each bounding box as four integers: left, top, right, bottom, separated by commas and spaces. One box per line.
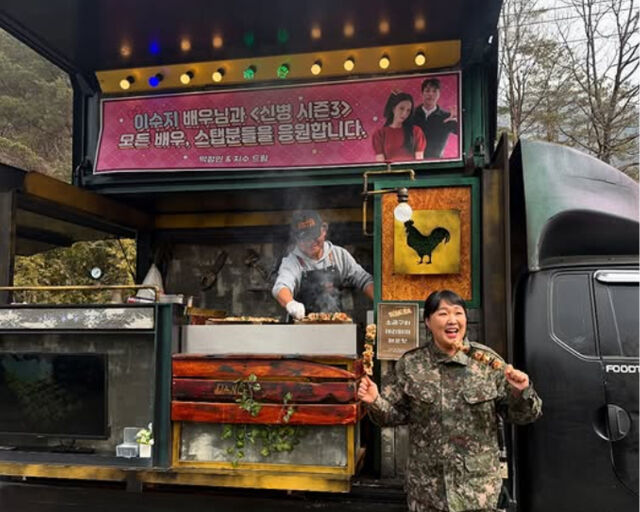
171, 355, 362, 426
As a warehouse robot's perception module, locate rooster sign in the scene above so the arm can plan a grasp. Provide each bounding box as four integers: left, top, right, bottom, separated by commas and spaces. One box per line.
394, 209, 461, 274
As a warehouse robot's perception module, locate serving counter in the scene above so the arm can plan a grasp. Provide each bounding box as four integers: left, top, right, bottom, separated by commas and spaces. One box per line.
0, 307, 364, 492
182, 323, 357, 356
0, 303, 177, 485
168, 321, 364, 492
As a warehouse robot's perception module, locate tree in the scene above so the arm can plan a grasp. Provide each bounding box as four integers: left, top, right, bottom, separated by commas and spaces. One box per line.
1, 29, 137, 302
555, 0, 638, 176
498, 0, 568, 141
0, 30, 72, 181
13, 239, 137, 304
498, 0, 638, 179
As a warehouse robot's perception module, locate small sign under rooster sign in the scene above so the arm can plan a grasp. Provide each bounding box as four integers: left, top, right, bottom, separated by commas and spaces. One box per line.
394, 209, 461, 274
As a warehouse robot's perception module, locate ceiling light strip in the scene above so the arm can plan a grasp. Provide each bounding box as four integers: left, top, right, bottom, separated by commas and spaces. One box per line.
97, 40, 460, 94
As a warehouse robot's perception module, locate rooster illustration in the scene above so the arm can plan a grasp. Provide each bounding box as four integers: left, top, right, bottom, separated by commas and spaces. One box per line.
404, 220, 450, 264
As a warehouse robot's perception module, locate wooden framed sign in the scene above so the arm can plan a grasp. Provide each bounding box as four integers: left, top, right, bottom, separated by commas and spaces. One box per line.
377, 302, 420, 360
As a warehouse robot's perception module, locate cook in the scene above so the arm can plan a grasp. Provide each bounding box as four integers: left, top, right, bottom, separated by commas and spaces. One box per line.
272, 210, 374, 320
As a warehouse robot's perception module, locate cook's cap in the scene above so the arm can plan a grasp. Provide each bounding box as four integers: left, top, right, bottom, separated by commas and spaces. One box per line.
291, 210, 323, 240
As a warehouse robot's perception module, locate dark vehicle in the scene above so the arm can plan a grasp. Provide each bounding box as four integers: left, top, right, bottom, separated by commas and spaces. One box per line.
507, 140, 639, 511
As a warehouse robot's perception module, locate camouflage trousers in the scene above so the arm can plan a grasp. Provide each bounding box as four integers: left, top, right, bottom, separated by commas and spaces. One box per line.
408, 503, 498, 512
411, 509, 497, 512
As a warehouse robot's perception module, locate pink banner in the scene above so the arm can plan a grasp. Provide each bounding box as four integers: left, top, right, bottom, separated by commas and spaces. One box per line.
94, 73, 461, 173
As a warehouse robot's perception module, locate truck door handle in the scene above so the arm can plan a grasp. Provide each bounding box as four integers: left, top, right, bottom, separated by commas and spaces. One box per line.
606, 404, 631, 441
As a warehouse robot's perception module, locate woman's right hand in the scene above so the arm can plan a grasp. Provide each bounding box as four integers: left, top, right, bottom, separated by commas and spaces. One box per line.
357, 375, 379, 404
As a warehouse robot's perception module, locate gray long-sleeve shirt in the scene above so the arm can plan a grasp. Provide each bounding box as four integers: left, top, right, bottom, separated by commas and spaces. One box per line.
272, 241, 373, 299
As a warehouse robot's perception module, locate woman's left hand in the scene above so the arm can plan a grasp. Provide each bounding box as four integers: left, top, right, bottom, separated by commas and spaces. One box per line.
504, 364, 530, 394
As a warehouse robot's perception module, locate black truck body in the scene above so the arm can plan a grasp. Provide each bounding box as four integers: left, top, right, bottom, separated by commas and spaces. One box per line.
507, 140, 639, 511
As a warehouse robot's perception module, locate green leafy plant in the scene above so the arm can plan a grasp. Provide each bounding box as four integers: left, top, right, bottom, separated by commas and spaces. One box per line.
135, 422, 154, 445
234, 373, 263, 417
222, 374, 304, 466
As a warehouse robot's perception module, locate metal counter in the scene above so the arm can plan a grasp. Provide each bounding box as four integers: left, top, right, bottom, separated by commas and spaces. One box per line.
181, 323, 357, 357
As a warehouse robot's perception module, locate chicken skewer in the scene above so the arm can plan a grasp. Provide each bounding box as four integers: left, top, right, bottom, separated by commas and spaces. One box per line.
358, 324, 528, 402
361, 324, 376, 376
451, 340, 506, 371
359, 324, 515, 374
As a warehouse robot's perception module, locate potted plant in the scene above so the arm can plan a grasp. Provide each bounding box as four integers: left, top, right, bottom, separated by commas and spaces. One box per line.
135, 422, 154, 458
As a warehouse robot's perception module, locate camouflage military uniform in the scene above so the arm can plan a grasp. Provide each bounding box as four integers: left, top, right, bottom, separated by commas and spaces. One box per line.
367, 340, 542, 512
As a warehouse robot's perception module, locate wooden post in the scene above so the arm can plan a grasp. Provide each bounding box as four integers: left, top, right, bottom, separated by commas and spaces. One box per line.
136, 230, 152, 283
481, 134, 510, 358
0, 191, 16, 305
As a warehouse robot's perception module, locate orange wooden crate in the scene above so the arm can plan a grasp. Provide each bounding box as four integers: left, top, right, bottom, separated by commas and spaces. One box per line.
171, 355, 362, 426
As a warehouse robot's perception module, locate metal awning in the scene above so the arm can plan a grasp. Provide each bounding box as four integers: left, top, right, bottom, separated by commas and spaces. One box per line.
0, 0, 501, 77
510, 139, 639, 270
0, 165, 152, 255
0, 0, 502, 202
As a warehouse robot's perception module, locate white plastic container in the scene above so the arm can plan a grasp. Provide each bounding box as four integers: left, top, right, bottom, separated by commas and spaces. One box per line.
138, 443, 152, 458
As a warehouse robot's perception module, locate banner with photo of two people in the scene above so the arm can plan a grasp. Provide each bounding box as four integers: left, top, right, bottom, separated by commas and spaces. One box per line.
95, 72, 461, 173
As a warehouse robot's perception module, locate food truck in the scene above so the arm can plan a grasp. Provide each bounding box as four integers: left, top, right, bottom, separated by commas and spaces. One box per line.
0, 0, 637, 508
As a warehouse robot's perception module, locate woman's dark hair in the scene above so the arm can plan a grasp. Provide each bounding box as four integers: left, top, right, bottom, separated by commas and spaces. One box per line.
423, 289, 467, 322
383, 91, 414, 154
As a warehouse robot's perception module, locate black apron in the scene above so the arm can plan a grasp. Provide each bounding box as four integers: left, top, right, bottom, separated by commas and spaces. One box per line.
294, 251, 343, 313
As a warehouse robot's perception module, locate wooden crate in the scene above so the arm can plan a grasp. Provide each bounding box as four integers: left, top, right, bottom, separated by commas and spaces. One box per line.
171, 354, 365, 490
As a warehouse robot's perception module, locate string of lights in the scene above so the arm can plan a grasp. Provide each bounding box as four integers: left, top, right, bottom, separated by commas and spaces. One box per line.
97, 42, 456, 94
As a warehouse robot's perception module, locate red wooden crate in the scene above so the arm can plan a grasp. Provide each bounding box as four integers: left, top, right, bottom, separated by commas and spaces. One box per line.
173, 378, 358, 404
171, 355, 362, 425
172, 401, 361, 425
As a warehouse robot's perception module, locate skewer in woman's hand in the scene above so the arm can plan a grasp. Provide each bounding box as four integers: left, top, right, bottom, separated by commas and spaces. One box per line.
357, 375, 379, 404
452, 340, 505, 370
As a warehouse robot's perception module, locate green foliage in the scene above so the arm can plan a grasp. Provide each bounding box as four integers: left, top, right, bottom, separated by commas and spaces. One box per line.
13, 239, 136, 304
234, 372, 263, 417
222, 374, 303, 467
0, 137, 51, 173
135, 423, 154, 446
0, 30, 72, 182
0, 30, 138, 300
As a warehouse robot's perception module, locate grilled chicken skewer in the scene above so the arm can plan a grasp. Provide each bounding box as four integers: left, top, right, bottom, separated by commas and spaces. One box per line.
361, 324, 377, 376
452, 340, 505, 370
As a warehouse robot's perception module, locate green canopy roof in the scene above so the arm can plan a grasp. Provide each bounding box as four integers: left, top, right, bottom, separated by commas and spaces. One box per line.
511, 139, 639, 270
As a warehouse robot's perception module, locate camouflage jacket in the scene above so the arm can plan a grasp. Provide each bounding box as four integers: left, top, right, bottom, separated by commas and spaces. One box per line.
367, 340, 542, 512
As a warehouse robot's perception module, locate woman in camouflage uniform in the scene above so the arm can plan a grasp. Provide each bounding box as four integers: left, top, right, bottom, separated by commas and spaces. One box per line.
358, 289, 542, 512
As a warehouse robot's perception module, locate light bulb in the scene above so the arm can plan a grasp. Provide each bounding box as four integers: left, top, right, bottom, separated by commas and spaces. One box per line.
244, 65, 256, 80
212, 69, 224, 82
394, 202, 413, 222
277, 63, 290, 79
148, 73, 163, 87
344, 57, 355, 71
180, 71, 194, 84
212, 35, 223, 49
311, 61, 322, 75
343, 23, 354, 38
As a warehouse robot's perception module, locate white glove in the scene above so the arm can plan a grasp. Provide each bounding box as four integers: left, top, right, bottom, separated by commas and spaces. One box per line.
286, 300, 306, 320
